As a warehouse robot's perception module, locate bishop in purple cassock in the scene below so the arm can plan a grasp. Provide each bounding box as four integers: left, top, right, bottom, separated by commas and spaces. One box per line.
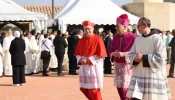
108, 14, 137, 100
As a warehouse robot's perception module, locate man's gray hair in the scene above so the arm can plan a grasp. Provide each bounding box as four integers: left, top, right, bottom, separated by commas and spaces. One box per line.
139, 17, 151, 28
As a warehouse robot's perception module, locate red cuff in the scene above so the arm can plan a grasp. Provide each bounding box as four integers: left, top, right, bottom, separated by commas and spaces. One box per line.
78, 58, 93, 65
86, 58, 93, 65
78, 58, 83, 65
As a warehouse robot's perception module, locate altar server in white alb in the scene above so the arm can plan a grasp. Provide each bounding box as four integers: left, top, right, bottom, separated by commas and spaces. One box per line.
49, 30, 58, 71
126, 17, 171, 100
29, 30, 39, 74
3, 29, 15, 76
24, 31, 33, 75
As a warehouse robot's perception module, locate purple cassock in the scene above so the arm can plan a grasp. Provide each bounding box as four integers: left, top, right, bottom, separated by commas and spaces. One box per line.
108, 32, 137, 63
108, 31, 137, 100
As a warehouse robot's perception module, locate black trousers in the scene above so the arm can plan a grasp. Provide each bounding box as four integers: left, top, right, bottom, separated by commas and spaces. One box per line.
56, 54, 64, 74
104, 57, 111, 74
68, 53, 77, 74
169, 55, 175, 76
42, 51, 51, 75
12, 65, 26, 84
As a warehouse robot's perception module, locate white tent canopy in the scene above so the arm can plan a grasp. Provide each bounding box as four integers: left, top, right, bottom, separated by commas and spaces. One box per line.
0, 0, 48, 30
54, 0, 76, 19
55, 0, 139, 33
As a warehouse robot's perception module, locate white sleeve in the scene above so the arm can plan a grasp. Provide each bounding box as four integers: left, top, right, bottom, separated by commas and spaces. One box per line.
127, 41, 137, 67
76, 55, 82, 64
88, 56, 103, 65
148, 36, 165, 73
2, 37, 9, 51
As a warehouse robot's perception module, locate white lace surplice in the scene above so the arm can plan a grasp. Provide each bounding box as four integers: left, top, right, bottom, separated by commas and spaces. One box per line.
76, 55, 104, 89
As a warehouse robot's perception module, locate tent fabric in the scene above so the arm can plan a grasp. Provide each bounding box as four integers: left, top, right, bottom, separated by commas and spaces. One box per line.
54, 0, 139, 32
0, 0, 48, 31
47, 0, 75, 27
0, 0, 47, 21
54, 0, 76, 19
57, 0, 139, 25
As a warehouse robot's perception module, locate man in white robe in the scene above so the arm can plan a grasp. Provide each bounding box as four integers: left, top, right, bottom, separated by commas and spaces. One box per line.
126, 17, 171, 100
38, 30, 45, 49
49, 30, 58, 71
24, 32, 33, 75
3, 29, 15, 76
0, 44, 3, 76
29, 30, 39, 74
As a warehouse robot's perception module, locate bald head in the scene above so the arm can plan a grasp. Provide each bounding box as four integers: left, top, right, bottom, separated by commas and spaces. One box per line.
64, 31, 69, 38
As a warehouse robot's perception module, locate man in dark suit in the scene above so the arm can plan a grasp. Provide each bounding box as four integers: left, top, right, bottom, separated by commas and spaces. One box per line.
68, 29, 80, 75
104, 30, 112, 74
10, 31, 26, 86
53, 30, 68, 76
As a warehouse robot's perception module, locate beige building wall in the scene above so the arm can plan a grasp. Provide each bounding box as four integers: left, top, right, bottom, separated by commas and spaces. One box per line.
169, 4, 175, 30
124, 2, 175, 31
134, 0, 163, 3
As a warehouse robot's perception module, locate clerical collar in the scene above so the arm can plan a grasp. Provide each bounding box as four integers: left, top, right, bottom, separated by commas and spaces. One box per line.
142, 29, 157, 37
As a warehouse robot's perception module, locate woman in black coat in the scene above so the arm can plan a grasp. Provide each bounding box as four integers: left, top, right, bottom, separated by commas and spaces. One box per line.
67, 29, 80, 75
10, 31, 26, 86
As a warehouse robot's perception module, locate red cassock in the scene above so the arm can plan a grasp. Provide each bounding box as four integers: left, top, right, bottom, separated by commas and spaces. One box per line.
74, 34, 107, 57
74, 34, 107, 100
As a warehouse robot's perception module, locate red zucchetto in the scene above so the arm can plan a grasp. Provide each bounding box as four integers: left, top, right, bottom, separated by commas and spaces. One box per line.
82, 20, 95, 27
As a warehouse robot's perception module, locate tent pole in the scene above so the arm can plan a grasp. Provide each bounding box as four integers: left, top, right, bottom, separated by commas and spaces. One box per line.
52, 0, 54, 19
52, 0, 54, 29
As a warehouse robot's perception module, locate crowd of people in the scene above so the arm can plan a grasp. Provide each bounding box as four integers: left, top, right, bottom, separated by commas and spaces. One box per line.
0, 13, 173, 100
0, 28, 84, 83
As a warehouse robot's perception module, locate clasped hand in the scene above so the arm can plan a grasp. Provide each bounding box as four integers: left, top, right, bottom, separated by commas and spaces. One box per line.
113, 50, 124, 58
134, 52, 142, 62
80, 58, 87, 65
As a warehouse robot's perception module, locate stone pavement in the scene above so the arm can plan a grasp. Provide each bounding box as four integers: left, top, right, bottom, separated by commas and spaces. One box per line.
0, 65, 174, 100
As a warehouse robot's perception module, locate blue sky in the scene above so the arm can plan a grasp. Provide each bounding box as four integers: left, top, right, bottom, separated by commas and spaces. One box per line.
13, 0, 133, 6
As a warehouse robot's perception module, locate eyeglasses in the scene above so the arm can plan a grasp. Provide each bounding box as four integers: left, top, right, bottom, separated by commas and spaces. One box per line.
137, 24, 144, 28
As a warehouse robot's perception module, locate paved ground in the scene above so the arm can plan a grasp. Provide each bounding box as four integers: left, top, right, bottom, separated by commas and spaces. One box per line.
0, 65, 174, 100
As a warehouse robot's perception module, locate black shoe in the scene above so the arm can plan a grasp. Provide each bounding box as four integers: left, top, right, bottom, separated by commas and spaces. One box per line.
104, 72, 112, 74
52, 69, 58, 72
34, 72, 39, 74
57, 73, 64, 76
25, 72, 33, 75
76, 67, 79, 70
42, 74, 49, 76
167, 75, 173, 78
69, 72, 73, 75
72, 73, 78, 75
50, 69, 58, 72
69, 73, 72, 75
